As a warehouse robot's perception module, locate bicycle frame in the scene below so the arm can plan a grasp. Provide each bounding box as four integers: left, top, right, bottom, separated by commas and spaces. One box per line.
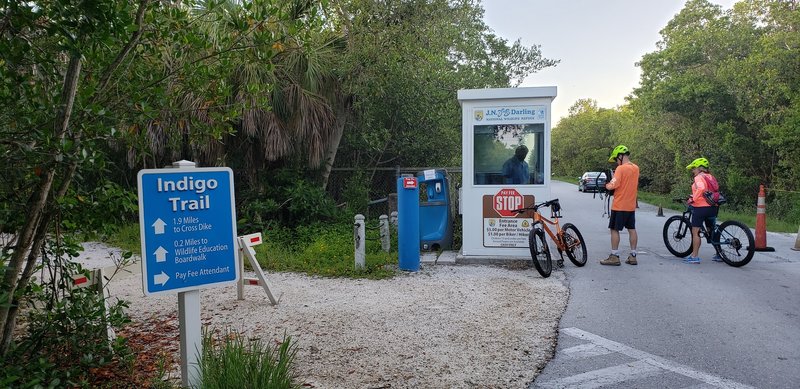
532, 212, 567, 251
677, 208, 720, 245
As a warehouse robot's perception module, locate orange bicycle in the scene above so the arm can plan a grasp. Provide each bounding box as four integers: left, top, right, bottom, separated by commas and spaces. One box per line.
513, 199, 587, 277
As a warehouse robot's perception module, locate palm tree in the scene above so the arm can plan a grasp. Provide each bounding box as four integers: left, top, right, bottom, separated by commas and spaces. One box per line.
125, 0, 346, 190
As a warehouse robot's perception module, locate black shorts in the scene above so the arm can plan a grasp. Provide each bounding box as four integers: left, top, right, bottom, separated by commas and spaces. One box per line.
690, 206, 718, 228
608, 210, 635, 231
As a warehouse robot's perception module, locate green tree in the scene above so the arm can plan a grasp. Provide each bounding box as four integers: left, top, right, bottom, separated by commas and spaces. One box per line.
0, 0, 320, 356
554, 0, 799, 219
551, 99, 618, 178
0, 0, 153, 355
330, 0, 558, 174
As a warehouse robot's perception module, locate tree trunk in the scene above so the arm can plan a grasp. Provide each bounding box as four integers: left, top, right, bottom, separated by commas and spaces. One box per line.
321, 102, 350, 190
0, 54, 81, 356
1, 157, 80, 353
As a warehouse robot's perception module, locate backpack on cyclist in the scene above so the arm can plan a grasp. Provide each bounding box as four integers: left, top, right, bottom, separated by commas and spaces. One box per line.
700, 173, 727, 206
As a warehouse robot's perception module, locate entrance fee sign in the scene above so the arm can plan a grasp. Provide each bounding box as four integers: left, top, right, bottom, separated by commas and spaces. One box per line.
137, 167, 239, 295
482, 190, 535, 248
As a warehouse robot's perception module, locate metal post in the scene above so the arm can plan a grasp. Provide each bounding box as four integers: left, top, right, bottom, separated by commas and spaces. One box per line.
379, 214, 390, 252
354, 214, 366, 270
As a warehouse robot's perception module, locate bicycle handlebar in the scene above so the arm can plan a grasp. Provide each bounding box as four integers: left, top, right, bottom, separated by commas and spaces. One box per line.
512, 198, 560, 214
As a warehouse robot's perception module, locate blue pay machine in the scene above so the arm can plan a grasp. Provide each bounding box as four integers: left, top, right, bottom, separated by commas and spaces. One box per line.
397, 176, 420, 271
417, 169, 453, 251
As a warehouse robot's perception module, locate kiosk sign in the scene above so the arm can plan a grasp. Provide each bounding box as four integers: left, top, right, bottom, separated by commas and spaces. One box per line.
137, 167, 239, 295
493, 188, 524, 217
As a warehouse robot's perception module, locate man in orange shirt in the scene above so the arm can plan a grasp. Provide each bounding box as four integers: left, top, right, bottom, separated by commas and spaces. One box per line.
600, 145, 640, 266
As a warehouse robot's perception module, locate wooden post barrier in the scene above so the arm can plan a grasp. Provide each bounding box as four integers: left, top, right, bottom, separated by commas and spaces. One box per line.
236, 232, 280, 305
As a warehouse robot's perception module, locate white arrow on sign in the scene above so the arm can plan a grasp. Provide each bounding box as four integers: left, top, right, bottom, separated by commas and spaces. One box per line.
152, 218, 167, 235
154, 271, 169, 286
154, 246, 168, 262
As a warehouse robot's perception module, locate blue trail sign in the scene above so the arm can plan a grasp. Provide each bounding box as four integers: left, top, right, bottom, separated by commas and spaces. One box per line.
137, 166, 239, 295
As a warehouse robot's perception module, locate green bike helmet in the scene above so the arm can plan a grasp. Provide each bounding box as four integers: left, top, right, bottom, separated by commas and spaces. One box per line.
608, 145, 629, 163
686, 157, 709, 170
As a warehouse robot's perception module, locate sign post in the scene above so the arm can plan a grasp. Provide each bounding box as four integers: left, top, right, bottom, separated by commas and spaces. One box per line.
138, 160, 239, 388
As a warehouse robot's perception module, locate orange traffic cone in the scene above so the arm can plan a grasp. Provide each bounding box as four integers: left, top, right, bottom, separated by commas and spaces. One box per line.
754, 185, 775, 252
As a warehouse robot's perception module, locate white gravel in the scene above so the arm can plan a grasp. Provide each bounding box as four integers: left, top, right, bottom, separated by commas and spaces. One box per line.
79, 242, 569, 388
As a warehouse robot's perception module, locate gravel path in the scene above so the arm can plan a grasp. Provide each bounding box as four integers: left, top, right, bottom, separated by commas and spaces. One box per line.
82, 242, 569, 388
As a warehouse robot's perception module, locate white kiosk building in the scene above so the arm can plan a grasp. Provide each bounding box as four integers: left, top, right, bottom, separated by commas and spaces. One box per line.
457, 87, 557, 259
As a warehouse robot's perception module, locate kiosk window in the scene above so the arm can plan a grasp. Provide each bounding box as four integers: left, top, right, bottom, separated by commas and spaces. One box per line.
473, 124, 544, 185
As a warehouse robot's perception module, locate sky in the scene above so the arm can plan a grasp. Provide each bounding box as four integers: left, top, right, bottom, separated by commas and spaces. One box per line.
482, 0, 738, 124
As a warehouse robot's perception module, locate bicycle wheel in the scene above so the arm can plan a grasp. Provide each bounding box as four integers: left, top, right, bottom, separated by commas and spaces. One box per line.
561, 223, 587, 267
663, 215, 693, 258
716, 220, 755, 267
528, 225, 552, 278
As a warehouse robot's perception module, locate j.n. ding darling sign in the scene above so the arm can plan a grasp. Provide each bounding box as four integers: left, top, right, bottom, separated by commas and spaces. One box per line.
473, 105, 546, 123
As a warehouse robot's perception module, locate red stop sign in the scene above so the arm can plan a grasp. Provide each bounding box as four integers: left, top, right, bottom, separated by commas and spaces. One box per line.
493, 188, 524, 217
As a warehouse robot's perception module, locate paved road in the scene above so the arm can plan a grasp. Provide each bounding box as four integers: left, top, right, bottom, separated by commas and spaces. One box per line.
530, 181, 800, 389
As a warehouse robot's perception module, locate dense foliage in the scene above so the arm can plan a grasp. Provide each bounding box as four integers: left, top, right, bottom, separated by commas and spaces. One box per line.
552, 0, 800, 223
0, 237, 132, 387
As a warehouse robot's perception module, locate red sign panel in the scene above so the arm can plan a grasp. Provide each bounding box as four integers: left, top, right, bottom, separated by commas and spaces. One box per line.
403, 177, 417, 189
493, 188, 524, 217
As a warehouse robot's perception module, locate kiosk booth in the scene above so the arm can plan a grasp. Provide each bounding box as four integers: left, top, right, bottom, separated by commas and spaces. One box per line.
457, 87, 557, 259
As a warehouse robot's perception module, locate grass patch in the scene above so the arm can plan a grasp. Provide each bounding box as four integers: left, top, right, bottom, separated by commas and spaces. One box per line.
105, 220, 398, 279
103, 223, 143, 255
254, 222, 397, 279
199, 330, 298, 389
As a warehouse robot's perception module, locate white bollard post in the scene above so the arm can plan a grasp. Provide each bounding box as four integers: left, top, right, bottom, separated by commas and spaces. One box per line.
391, 211, 398, 226
379, 215, 390, 252
354, 214, 366, 269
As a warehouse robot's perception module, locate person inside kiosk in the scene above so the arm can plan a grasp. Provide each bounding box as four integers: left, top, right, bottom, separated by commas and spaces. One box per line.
502, 145, 530, 184
474, 123, 544, 185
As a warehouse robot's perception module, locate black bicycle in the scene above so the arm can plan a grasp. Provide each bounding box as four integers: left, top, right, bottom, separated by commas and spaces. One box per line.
662, 198, 755, 267
513, 199, 587, 278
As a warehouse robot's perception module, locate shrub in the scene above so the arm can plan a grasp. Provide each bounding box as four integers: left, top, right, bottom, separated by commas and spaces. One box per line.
60, 181, 139, 238
0, 239, 132, 388
237, 167, 342, 232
